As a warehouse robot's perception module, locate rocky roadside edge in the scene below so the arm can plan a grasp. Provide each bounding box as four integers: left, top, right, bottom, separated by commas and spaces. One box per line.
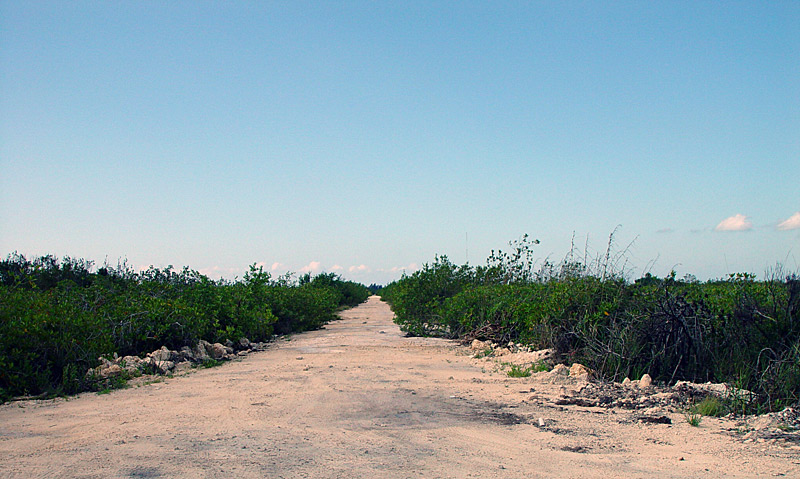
465, 338, 800, 448
85, 337, 270, 387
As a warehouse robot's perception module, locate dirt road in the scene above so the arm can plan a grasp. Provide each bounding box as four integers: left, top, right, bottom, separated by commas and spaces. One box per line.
1, 296, 797, 478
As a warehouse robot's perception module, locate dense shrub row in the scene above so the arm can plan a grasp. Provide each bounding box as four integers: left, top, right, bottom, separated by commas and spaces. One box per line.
381, 237, 800, 412
0, 253, 369, 401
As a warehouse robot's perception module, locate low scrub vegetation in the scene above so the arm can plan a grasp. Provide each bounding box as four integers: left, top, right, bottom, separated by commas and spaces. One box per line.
691, 396, 727, 417
505, 362, 548, 377
0, 253, 369, 401
381, 234, 799, 413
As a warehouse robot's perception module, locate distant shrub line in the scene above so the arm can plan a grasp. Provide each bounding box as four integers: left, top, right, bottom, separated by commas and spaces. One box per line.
380, 235, 800, 412
0, 253, 370, 401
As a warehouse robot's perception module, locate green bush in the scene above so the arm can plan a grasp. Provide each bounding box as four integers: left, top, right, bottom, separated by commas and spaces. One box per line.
300, 272, 371, 308
384, 255, 477, 336
381, 237, 800, 412
0, 254, 368, 400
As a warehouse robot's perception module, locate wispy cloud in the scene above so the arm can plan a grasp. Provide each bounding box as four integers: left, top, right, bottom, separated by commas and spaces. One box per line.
330, 264, 343, 271
656, 228, 674, 234
777, 212, 800, 231
715, 214, 752, 232
348, 264, 369, 273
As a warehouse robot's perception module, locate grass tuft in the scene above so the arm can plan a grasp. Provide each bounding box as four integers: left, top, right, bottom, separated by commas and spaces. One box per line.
507, 364, 533, 377
686, 412, 702, 427
691, 396, 727, 417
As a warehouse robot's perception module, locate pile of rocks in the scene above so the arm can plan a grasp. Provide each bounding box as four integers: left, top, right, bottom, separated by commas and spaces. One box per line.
551, 377, 764, 415
469, 339, 542, 357
741, 407, 800, 444
86, 338, 269, 381
469, 339, 600, 382
621, 374, 652, 388
465, 339, 771, 414
469, 339, 554, 364
547, 363, 596, 382
553, 379, 690, 410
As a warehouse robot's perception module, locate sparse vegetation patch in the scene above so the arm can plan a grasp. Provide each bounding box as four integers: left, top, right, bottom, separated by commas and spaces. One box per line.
380, 234, 800, 412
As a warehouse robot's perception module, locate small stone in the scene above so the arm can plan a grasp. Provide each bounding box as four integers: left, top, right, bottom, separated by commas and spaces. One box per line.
470, 339, 487, 351
120, 355, 142, 368
639, 374, 653, 388
569, 363, 594, 381
150, 346, 171, 362
192, 342, 209, 361
538, 417, 546, 427
209, 343, 227, 359
550, 364, 570, 376
151, 359, 174, 374
179, 347, 195, 362
100, 364, 123, 378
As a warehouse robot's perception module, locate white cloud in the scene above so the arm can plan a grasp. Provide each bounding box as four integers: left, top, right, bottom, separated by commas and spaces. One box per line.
777, 212, 800, 230
348, 264, 369, 273
270, 262, 287, 271
331, 264, 343, 271
198, 265, 241, 278
715, 214, 752, 232
300, 261, 323, 273
389, 263, 419, 273
198, 265, 223, 276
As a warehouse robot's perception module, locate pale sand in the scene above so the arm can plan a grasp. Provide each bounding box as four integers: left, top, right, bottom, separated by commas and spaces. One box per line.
1, 296, 797, 478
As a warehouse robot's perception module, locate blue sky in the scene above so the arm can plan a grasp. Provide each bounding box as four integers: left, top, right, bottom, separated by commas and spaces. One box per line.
1, 1, 798, 285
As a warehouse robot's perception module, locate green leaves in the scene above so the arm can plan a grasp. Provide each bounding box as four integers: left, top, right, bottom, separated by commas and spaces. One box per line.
381, 237, 800, 412
0, 254, 370, 401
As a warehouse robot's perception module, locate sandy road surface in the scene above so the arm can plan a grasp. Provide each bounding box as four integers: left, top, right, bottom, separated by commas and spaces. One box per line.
1, 296, 798, 478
